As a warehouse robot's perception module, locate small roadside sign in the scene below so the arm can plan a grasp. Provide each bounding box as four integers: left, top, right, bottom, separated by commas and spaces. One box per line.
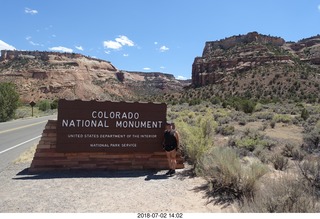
30, 101, 36, 117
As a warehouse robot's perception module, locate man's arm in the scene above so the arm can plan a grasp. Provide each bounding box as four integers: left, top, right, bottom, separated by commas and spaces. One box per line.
175, 131, 180, 148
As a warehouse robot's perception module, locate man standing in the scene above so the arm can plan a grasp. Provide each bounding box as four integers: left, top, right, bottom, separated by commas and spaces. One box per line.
163, 121, 180, 176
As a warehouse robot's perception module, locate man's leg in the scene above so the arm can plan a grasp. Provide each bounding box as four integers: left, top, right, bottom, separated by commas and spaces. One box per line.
170, 150, 177, 173
165, 151, 172, 174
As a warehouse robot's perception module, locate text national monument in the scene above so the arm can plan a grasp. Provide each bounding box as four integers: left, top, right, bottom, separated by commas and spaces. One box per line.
30, 100, 184, 172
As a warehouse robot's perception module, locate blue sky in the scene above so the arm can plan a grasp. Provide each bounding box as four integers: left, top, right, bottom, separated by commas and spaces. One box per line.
0, 0, 320, 80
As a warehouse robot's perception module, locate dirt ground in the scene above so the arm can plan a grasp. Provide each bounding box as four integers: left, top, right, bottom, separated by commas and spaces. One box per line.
0, 160, 235, 213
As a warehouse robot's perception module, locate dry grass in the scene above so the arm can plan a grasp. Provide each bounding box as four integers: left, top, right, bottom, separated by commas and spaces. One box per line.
14, 144, 37, 164
15, 105, 56, 119
264, 123, 303, 144
239, 173, 320, 212
233, 121, 303, 144
196, 147, 268, 205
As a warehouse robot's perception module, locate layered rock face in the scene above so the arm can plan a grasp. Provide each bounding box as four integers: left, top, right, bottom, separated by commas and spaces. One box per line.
192, 32, 320, 87
288, 36, 320, 65
0, 51, 188, 102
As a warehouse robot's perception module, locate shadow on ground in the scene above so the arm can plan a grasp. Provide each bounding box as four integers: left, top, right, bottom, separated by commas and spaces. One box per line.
192, 182, 236, 209
13, 168, 161, 180
13, 167, 194, 181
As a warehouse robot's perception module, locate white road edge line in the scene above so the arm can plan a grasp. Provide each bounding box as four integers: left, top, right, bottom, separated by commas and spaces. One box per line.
0, 135, 42, 154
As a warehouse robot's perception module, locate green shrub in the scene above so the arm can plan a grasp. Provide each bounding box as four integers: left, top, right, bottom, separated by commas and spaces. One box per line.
241, 99, 256, 114
222, 97, 257, 114
259, 122, 268, 131
188, 98, 201, 106
216, 116, 231, 125
301, 108, 310, 121
272, 114, 292, 123
0, 82, 20, 122
270, 154, 289, 171
291, 148, 306, 161
292, 116, 304, 125
281, 143, 296, 157
234, 129, 268, 153
254, 103, 263, 112
253, 146, 270, 164
305, 113, 320, 128
197, 147, 268, 202
215, 125, 235, 136
298, 159, 320, 192
14, 107, 30, 119
175, 112, 217, 168
303, 128, 320, 152
238, 118, 247, 126
37, 100, 51, 111
235, 137, 259, 152
243, 128, 264, 139
210, 97, 221, 105
174, 122, 202, 165
254, 111, 274, 120
316, 121, 320, 130
281, 143, 305, 160
50, 99, 59, 110
262, 139, 276, 150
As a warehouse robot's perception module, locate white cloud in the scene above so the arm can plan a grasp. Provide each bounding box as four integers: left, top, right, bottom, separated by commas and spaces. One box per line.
176, 75, 188, 80
104, 51, 111, 54
160, 66, 165, 69
154, 42, 158, 45
75, 46, 84, 51
25, 7, 38, 15
143, 67, 151, 71
103, 35, 134, 50
123, 54, 129, 57
116, 35, 134, 47
0, 40, 16, 50
49, 46, 73, 53
159, 45, 169, 52
318, 4, 320, 11
103, 40, 122, 49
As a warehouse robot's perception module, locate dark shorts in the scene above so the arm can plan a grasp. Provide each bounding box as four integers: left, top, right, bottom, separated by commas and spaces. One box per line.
164, 145, 177, 152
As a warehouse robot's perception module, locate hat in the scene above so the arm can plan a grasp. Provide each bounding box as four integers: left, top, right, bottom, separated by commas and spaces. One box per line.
166, 120, 172, 125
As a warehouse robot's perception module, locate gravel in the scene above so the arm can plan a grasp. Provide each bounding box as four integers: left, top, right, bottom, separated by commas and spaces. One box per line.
0, 161, 233, 213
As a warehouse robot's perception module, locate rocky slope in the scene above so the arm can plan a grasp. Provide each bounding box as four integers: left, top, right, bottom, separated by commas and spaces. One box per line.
186, 32, 320, 102
0, 50, 189, 103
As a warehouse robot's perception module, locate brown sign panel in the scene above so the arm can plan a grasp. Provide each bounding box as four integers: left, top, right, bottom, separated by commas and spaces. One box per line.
30, 101, 36, 107
56, 99, 167, 153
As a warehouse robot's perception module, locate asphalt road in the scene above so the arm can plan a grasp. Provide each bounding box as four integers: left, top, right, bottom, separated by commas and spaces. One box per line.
0, 115, 57, 172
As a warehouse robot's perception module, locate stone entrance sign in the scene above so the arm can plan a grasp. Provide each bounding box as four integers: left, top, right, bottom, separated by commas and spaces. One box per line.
30, 99, 184, 172
57, 99, 167, 153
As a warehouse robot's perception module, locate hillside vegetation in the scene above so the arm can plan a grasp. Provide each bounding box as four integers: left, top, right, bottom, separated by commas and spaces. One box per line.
0, 50, 187, 103
167, 101, 320, 212
159, 33, 320, 212
155, 32, 320, 104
